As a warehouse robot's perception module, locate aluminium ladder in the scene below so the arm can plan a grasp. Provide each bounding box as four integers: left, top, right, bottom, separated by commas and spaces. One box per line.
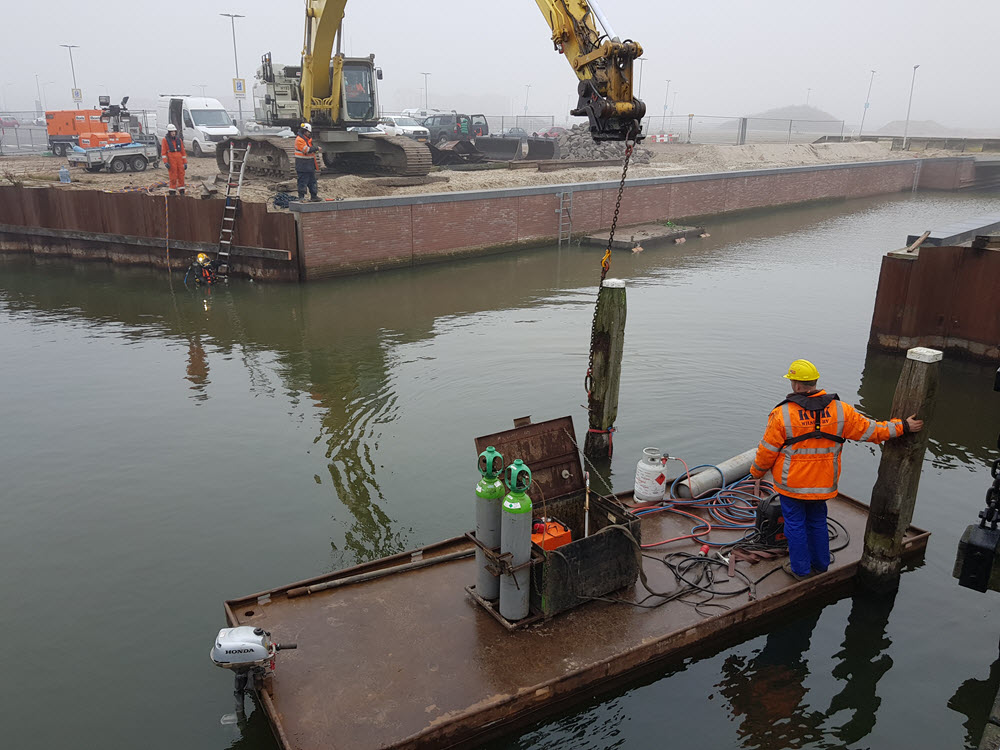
216, 141, 251, 276
556, 191, 573, 248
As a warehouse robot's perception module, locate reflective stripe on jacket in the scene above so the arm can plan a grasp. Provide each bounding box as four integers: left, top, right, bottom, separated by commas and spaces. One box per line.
748, 390, 903, 500
295, 134, 319, 169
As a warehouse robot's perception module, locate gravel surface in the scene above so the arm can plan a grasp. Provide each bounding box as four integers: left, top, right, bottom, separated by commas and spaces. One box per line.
1, 142, 928, 210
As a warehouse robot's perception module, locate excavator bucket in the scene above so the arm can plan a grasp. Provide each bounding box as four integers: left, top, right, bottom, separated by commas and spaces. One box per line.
525, 137, 559, 161
473, 136, 523, 161
428, 140, 485, 166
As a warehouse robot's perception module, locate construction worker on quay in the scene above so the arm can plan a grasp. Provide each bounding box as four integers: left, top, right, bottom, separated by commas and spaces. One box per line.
749, 359, 924, 580
294, 122, 323, 202
161, 124, 187, 196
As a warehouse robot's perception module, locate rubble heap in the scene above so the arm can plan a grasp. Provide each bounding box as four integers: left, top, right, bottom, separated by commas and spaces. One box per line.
556, 124, 653, 163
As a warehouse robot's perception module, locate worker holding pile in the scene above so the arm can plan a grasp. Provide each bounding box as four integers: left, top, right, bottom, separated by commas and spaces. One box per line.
294, 123, 322, 202
749, 359, 923, 580
161, 123, 187, 195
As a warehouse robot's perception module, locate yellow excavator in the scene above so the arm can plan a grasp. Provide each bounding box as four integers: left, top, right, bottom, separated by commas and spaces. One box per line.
219, 0, 645, 178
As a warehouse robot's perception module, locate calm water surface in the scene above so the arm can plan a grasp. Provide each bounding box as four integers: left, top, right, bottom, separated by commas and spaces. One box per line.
3, 190, 1000, 749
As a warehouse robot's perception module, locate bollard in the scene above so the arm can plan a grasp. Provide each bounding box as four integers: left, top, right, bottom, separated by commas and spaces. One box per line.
858, 347, 941, 592
584, 279, 626, 462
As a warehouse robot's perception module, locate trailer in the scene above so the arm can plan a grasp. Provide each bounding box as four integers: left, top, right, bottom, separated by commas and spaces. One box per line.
66, 141, 160, 174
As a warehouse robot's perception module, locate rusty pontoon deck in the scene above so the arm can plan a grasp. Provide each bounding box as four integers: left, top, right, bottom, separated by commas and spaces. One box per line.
225, 493, 928, 750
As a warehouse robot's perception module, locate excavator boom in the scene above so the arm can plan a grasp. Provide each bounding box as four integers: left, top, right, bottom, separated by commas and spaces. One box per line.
301, 0, 348, 123
533, 0, 645, 140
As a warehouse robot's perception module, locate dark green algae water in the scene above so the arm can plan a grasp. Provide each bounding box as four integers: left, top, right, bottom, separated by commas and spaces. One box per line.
2, 189, 1000, 749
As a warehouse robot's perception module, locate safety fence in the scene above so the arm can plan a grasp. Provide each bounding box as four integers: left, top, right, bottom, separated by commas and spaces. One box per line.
641, 114, 846, 146
0, 111, 50, 154
3, 106, 848, 155
381, 112, 556, 137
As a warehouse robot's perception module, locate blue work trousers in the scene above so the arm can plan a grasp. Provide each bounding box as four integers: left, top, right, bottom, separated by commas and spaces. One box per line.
779, 495, 830, 576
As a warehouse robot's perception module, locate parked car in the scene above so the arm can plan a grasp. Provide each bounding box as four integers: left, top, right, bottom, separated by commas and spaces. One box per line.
502, 127, 529, 138
422, 113, 489, 143
539, 126, 568, 138
0, 115, 20, 128
378, 116, 429, 142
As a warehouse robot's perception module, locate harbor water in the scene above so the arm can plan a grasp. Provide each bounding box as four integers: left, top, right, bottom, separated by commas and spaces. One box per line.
3, 189, 1000, 749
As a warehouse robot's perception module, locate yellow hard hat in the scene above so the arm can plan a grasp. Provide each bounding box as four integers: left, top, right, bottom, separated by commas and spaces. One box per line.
196, 253, 211, 266
783, 359, 820, 381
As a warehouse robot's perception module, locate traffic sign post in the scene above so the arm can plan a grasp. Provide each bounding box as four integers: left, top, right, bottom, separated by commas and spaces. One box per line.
233, 78, 246, 99
71, 88, 83, 104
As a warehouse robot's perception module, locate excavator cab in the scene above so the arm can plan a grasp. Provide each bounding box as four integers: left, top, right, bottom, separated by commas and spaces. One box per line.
340, 61, 377, 124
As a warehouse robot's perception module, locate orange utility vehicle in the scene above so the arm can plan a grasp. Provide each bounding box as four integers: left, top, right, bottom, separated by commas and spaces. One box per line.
45, 110, 108, 156
63, 96, 160, 173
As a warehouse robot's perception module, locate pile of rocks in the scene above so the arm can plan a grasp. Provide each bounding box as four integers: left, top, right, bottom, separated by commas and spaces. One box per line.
556, 124, 653, 163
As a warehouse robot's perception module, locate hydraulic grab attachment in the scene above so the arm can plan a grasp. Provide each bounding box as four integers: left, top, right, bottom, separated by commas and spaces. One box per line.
535, 0, 646, 141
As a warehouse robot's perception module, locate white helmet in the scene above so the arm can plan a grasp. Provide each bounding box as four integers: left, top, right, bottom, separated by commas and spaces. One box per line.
166, 123, 177, 132
301, 122, 312, 132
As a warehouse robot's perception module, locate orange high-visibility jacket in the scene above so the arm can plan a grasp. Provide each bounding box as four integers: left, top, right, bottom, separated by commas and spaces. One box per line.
749, 390, 904, 500
295, 134, 319, 168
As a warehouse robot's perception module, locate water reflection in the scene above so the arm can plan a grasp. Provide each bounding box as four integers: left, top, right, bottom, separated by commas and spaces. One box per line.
858, 350, 1000, 469
185, 336, 210, 402
716, 588, 897, 749
949, 657, 1000, 748
826, 588, 897, 746
718, 610, 826, 747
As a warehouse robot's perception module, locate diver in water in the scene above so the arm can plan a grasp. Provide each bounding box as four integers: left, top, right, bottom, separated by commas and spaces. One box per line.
184, 253, 219, 286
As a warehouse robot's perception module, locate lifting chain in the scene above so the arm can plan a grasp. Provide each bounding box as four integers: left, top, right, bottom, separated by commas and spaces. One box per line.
978, 435, 1000, 529
585, 127, 637, 399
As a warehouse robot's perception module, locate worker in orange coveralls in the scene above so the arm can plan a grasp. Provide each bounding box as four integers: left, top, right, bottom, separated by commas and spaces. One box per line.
161, 123, 187, 195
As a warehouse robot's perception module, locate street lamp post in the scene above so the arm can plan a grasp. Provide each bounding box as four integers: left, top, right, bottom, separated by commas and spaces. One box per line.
195, 84, 208, 97
661, 79, 671, 134
523, 83, 531, 116
636, 57, 647, 96
220, 13, 245, 128
902, 64, 920, 150
858, 70, 876, 139
41, 81, 55, 111
60, 44, 80, 109
419, 72, 431, 111
806, 87, 812, 106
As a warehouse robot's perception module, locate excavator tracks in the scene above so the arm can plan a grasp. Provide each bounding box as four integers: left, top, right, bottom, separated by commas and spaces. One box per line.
216, 136, 296, 178
216, 134, 431, 179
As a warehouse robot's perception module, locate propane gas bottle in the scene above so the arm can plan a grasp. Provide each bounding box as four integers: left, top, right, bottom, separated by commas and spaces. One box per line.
499, 459, 533, 621
633, 447, 669, 502
474, 446, 505, 600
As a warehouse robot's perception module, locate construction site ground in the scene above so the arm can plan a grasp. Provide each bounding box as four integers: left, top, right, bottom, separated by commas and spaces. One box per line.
1, 142, 940, 211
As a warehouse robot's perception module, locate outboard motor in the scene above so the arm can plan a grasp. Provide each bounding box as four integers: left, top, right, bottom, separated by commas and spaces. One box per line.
210, 626, 297, 722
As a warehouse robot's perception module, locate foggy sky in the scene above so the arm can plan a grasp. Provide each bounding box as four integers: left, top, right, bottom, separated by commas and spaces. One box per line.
3, 0, 998, 132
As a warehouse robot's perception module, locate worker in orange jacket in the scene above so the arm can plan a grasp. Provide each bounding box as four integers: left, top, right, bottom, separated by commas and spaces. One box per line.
161, 123, 187, 195
294, 123, 322, 202
749, 359, 923, 579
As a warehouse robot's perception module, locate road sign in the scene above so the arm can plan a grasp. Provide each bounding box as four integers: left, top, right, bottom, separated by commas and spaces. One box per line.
71, 88, 83, 103
233, 78, 246, 99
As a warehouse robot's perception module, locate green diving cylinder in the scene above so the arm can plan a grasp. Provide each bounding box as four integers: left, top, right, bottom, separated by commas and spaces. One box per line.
499, 459, 533, 621
475, 446, 505, 600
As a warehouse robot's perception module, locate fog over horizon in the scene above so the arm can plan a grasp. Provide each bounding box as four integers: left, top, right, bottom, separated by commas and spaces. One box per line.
3, 0, 998, 134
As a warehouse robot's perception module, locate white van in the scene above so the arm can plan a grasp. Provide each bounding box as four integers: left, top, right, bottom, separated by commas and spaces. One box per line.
156, 96, 240, 157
